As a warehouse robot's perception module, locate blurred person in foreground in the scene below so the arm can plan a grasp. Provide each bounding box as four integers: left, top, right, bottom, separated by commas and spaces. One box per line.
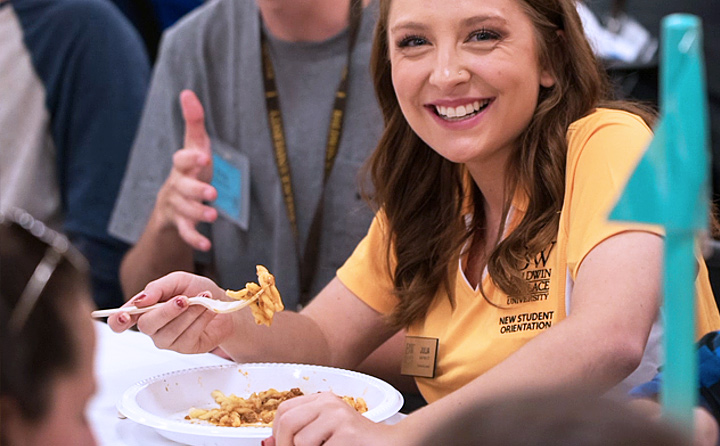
0, 208, 97, 446
108, 0, 720, 444
0, 0, 151, 310
418, 390, 692, 446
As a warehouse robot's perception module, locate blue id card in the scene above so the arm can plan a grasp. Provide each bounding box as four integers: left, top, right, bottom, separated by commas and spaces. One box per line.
210, 141, 250, 230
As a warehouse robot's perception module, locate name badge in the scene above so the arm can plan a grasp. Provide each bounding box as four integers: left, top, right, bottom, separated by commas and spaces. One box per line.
211, 142, 250, 230
401, 336, 438, 378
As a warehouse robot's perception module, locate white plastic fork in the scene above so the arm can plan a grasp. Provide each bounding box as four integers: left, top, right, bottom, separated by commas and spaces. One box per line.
90, 289, 263, 318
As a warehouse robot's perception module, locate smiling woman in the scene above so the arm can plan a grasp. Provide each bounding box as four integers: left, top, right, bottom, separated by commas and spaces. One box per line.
386, 0, 556, 167
0, 209, 98, 446
105, 0, 720, 445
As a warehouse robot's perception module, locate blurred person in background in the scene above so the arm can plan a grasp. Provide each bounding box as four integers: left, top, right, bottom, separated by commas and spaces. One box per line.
0, 208, 97, 446
109, 0, 382, 312
0, 0, 151, 309
106, 0, 421, 408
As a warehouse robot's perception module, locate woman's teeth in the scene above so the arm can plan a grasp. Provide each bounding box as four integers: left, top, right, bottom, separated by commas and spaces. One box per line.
435, 100, 490, 120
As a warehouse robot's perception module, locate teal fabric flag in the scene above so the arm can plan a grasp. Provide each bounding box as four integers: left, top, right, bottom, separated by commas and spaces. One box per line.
610, 14, 710, 430
611, 16, 709, 230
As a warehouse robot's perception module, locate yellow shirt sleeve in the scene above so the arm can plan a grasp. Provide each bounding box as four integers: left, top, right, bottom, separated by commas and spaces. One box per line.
564, 108, 720, 336
336, 212, 399, 315
564, 109, 661, 278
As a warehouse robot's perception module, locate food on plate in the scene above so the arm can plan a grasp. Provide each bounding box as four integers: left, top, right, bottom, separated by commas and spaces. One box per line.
341, 394, 369, 413
225, 265, 284, 326
187, 387, 302, 426
186, 387, 368, 427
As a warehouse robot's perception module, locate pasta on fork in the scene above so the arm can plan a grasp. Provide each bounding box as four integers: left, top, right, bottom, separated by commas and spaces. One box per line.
225, 265, 284, 326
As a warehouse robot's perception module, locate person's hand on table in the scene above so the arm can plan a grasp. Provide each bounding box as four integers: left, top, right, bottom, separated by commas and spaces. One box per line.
107, 271, 234, 354
269, 392, 399, 446
154, 89, 217, 252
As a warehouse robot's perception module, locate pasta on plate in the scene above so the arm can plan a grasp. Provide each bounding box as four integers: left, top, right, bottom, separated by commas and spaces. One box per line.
186, 387, 368, 427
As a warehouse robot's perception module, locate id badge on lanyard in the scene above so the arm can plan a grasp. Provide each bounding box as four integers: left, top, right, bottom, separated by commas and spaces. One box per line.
211, 140, 251, 230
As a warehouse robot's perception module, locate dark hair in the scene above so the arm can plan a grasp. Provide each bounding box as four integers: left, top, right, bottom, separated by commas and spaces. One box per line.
0, 210, 91, 423
419, 391, 689, 446
367, 0, 657, 328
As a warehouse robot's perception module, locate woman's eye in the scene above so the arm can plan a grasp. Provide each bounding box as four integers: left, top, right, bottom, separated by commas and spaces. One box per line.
468, 29, 501, 42
397, 35, 428, 48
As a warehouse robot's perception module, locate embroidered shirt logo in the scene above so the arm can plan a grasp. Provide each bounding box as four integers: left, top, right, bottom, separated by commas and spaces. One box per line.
506, 241, 556, 306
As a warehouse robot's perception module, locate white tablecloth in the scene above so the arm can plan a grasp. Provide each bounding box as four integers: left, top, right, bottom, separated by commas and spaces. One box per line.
89, 321, 232, 445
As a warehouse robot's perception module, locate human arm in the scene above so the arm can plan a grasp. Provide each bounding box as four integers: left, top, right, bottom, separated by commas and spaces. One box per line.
356, 330, 420, 394
117, 90, 219, 298
107, 14, 229, 299
267, 230, 662, 445
107, 274, 396, 366
119, 208, 195, 299
27, 0, 150, 309
266, 113, 667, 444
106, 228, 661, 444
58, 5, 148, 308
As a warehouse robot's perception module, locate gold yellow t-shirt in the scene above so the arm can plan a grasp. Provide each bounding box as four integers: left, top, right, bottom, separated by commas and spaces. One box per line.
337, 108, 720, 403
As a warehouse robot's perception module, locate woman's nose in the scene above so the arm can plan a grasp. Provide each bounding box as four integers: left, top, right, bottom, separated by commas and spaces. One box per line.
429, 51, 471, 88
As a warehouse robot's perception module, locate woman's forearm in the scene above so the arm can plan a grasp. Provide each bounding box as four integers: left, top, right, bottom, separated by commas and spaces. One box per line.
119, 211, 194, 300
222, 278, 395, 369
220, 310, 334, 365
395, 312, 647, 444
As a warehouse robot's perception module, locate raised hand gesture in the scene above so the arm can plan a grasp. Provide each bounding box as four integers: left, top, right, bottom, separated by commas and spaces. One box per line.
155, 89, 218, 251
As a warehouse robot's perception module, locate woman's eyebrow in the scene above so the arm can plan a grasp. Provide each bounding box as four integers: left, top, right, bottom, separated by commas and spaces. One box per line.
389, 21, 429, 35
390, 14, 508, 35
462, 14, 508, 28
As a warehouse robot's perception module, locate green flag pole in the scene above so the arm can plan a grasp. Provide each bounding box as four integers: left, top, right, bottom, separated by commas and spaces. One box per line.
610, 14, 710, 430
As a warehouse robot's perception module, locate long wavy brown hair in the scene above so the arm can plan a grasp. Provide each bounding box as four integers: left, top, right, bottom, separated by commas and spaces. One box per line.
367, 0, 657, 329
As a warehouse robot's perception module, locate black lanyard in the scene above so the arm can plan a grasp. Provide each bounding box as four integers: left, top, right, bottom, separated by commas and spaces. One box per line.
261, 0, 363, 307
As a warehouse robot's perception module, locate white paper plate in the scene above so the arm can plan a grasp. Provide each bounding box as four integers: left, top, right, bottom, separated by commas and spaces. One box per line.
118, 363, 404, 446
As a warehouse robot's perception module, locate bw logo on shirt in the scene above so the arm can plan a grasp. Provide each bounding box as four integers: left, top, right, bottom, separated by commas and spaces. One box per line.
498, 242, 557, 335
506, 241, 556, 306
